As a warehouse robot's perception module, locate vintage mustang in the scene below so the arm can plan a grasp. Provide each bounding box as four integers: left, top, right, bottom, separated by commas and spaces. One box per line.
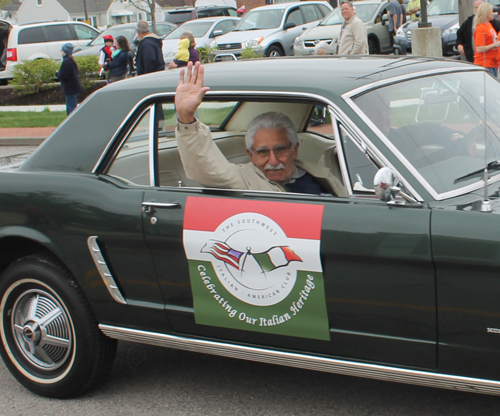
2, 56, 500, 398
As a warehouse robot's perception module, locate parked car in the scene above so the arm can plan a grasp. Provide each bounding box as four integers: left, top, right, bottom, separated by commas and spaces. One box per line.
0, 20, 99, 83
294, 0, 391, 55
165, 5, 239, 26
73, 21, 176, 74
210, 2, 332, 59
394, 0, 499, 55
163, 16, 239, 64
2, 56, 500, 399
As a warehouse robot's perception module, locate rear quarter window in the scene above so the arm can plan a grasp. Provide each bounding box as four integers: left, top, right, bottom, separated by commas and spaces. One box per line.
18, 27, 46, 44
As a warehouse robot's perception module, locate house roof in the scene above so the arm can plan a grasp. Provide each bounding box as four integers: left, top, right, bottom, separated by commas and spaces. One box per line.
59, 0, 113, 14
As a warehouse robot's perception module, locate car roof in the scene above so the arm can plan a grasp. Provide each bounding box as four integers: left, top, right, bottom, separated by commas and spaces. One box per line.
178, 16, 239, 24
250, 1, 329, 11
22, 56, 481, 174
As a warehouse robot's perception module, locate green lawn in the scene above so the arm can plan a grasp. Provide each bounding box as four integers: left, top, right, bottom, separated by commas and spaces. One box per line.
0, 111, 66, 128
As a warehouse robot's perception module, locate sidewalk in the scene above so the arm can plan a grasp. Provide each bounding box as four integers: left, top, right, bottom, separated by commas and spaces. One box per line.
0, 105, 62, 145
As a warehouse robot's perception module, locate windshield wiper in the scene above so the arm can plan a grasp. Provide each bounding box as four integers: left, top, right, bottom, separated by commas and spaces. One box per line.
454, 160, 500, 183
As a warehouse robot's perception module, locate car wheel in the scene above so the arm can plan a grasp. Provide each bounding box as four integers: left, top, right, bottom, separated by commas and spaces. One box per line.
368, 38, 380, 55
393, 47, 400, 55
266, 46, 283, 57
0, 255, 117, 398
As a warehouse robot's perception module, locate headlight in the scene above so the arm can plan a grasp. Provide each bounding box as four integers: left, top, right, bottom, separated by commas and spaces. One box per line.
166, 49, 178, 58
244, 37, 264, 48
395, 27, 405, 38
442, 23, 459, 36
294, 37, 303, 46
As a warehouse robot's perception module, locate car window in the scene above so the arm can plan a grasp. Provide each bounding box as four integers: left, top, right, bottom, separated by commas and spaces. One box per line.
74, 24, 98, 40
18, 27, 46, 44
165, 11, 193, 25
90, 27, 137, 46
156, 23, 176, 37
352, 72, 500, 195
320, 9, 343, 26
286, 8, 305, 26
212, 20, 237, 36
354, 4, 381, 23
228, 9, 238, 16
43, 24, 75, 42
235, 10, 285, 30
428, 0, 457, 15
375, 4, 389, 23
301, 4, 321, 23
166, 22, 213, 39
317, 4, 331, 17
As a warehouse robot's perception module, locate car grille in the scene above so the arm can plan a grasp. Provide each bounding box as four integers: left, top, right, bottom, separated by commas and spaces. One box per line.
218, 43, 242, 50
304, 39, 334, 48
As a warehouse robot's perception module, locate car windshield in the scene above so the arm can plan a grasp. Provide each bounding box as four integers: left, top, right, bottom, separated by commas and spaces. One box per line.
90, 26, 137, 46
321, 3, 379, 25
234, 9, 284, 30
166, 21, 213, 39
352, 71, 500, 196
428, 0, 458, 15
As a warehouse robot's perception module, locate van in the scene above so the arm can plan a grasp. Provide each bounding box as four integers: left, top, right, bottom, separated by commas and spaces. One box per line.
0, 20, 99, 83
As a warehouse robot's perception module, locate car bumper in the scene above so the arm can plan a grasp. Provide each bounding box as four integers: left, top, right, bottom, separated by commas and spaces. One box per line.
293, 44, 314, 56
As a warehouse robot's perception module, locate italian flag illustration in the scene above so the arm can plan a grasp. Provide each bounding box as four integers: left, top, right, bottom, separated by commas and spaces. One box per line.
183, 197, 331, 341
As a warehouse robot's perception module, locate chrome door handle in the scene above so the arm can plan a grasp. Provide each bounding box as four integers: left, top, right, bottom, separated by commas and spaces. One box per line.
141, 201, 182, 214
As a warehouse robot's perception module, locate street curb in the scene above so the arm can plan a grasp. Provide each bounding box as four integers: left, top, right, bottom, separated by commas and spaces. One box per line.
0, 138, 45, 146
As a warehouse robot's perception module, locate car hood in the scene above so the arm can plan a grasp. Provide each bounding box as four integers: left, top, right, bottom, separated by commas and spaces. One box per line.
299, 23, 341, 40
73, 44, 102, 57
404, 14, 457, 32
214, 28, 280, 44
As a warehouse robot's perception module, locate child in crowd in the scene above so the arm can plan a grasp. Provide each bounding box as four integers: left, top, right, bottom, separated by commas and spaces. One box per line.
99, 35, 114, 84
172, 33, 190, 67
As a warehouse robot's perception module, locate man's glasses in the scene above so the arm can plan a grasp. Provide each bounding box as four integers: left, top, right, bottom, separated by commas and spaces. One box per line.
251, 144, 292, 159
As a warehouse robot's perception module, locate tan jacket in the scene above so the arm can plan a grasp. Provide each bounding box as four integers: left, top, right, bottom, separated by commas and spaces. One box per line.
338, 16, 369, 55
176, 120, 347, 197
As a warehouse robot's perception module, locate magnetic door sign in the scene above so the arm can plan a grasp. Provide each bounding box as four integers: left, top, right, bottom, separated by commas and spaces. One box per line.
183, 196, 330, 341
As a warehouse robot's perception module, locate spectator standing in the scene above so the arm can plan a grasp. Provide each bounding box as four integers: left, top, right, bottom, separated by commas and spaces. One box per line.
406, 0, 421, 21
56, 43, 82, 116
135, 21, 165, 76
387, 0, 403, 47
398, 0, 407, 25
473, 2, 500, 76
105, 35, 130, 83
98, 35, 114, 84
457, 0, 500, 62
337, 1, 368, 55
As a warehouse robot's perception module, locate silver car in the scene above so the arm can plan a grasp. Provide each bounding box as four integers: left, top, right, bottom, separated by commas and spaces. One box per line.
293, 1, 392, 56
163, 16, 240, 64
211, 2, 332, 59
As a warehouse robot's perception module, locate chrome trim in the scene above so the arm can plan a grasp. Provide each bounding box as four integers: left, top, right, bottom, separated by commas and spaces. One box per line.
87, 237, 127, 305
100, 324, 500, 395
142, 201, 182, 209
342, 67, 498, 202
149, 106, 156, 186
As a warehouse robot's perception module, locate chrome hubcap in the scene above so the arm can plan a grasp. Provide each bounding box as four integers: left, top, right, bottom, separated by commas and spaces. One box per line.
12, 289, 72, 371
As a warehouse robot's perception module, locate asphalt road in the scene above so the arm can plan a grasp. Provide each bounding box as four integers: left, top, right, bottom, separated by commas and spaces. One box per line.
1, 339, 500, 416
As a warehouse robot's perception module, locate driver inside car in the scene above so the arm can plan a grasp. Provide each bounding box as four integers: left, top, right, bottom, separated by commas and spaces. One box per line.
175, 62, 347, 196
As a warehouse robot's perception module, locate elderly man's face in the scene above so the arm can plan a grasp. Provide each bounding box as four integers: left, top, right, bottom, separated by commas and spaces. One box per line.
341, 3, 355, 20
474, 0, 484, 13
247, 128, 299, 183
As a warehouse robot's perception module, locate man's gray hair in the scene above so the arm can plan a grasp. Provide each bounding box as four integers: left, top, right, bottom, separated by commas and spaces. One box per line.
137, 21, 150, 34
245, 112, 298, 150
314, 41, 330, 55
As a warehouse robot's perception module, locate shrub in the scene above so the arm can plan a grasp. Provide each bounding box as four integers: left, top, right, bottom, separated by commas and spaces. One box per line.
241, 47, 262, 60
75, 55, 100, 91
10, 59, 59, 94
197, 45, 218, 64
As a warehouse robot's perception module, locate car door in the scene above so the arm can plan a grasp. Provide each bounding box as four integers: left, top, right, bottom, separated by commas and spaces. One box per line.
130, 96, 437, 370
371, 3, 391, 53
281, 7, 308, 55
43, 24, 77, 60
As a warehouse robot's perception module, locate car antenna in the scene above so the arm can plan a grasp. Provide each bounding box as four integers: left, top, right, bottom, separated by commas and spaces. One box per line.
480, 32, 492, 213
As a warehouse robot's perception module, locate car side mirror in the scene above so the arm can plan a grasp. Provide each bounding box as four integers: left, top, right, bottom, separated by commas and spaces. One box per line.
381, 14, 388, 26
374, 167, 399, 202
211, 29, 224, 38
285, 22, 296, 30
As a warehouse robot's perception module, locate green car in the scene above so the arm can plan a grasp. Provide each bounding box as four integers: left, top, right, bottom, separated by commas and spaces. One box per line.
2, 56, 500, 399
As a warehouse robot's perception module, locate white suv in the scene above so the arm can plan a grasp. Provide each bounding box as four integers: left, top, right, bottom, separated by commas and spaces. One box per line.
0, 20, 99, 83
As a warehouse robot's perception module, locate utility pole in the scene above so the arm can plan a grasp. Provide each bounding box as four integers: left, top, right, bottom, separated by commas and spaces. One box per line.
83, 0, 89, 24
458, 0, 474, 26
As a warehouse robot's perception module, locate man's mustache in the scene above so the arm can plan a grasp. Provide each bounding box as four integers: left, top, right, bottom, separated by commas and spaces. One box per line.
264, 163, 285, 171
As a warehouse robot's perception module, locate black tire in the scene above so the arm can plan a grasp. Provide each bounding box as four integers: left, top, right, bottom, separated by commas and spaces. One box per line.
266, 45, 283, 57
368, 38, 380, 55
0, 255, 117, 398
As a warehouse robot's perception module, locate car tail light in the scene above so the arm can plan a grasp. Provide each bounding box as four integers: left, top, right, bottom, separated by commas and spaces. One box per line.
6, 48, 17, 61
